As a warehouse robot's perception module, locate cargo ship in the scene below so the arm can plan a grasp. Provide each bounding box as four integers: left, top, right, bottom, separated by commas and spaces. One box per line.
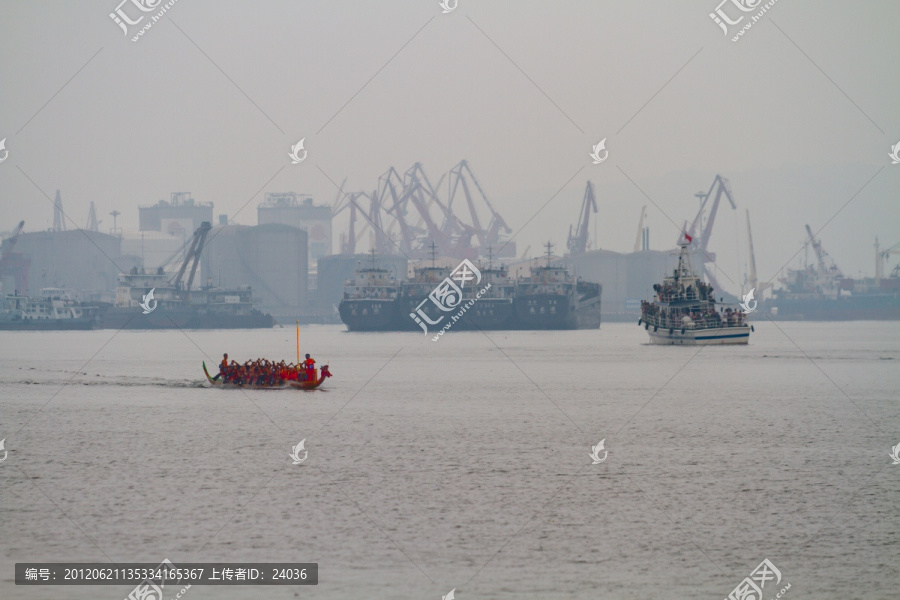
338, 254, 403, 331
514, 245, 601, 330
461, 262, 517, 330
0, 287, 98, 330
400, 258, 458, 332
93, 222, 274, 330
339, 245, 602, 332
762, 228, 900, 320
93, 267, 274, 330
639, 240, 751, 345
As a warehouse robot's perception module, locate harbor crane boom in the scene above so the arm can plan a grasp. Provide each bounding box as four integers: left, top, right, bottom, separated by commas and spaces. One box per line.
2, 220, 24, 257
0, 220, 30, 294
447, 160, 513, 257
567, 180, 597, 255
680, 174, 737, 294
172, 221, 211, 297
745, 209, 771, 297
634, 205, 647, 252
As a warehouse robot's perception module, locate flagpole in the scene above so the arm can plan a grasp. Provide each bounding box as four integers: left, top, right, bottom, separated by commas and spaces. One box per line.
296, 319, 300, 365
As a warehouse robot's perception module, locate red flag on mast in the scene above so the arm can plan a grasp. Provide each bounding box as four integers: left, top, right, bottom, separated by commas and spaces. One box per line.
684, 233, 693, 243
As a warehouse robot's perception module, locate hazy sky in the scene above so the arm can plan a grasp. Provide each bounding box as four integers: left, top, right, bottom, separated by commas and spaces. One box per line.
1, 0, 898, 294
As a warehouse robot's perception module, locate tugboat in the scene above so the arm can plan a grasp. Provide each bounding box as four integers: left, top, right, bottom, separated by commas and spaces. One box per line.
0, 287, 98, 330
338, 251, 403, 331
639, 239, 751, 344
514, 243, 602, 330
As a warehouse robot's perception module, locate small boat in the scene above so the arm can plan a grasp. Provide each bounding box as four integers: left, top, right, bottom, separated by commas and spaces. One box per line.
202, 361, 332, 390
639, 240, 752, 345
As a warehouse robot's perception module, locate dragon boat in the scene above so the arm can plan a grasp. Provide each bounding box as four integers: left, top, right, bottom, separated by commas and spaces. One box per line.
202, 361, 332, 390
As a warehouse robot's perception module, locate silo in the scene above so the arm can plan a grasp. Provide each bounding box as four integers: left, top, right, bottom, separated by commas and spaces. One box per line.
257, 193, 332, 264
10, 229, 136, 300
203, 223, 308, 318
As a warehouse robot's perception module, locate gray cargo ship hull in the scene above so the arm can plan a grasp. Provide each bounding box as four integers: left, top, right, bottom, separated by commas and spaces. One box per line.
338, 299, 402, 331
763, 293, 900, 320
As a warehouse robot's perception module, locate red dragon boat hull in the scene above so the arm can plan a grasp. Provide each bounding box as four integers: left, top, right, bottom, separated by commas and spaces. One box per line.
203, 362, 331, 390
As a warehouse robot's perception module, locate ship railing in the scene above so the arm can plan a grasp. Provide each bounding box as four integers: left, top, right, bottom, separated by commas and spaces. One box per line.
641, 313, 748, 330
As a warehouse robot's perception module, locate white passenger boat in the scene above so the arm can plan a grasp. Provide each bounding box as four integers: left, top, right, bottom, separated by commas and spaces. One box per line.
639, 241, 752, 345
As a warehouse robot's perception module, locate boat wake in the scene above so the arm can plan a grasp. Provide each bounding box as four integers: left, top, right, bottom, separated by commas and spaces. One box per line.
3, 376, 206, 389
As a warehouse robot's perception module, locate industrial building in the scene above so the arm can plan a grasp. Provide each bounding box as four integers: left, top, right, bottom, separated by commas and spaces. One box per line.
258, 193, 332, 263
202, 223, 308, 320
563, 249, 673, 321
1, 229, 139, 300
120, 231, 184, 270
139, 192, 214, 240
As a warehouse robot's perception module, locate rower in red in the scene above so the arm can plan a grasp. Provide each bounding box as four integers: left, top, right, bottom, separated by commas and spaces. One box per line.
303, 353, 315, 381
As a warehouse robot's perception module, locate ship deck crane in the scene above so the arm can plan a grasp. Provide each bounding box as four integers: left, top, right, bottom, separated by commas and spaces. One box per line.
172, 222, 211, 299
875, 237, 900, 282
567, 181, 597, 255
805, 224, 843, 277
0, 220, 30, 294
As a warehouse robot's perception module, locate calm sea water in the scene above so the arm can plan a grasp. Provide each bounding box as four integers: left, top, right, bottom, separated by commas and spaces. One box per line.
1, 322, 898, 599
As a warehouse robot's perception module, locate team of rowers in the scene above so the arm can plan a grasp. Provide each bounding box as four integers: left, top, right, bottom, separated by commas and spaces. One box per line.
212, 353, 318, 386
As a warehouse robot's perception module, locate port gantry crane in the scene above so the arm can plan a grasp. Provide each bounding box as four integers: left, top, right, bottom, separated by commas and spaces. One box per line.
379, 165, 424, 257
446, 160, 513, 258
334, 161, 515, 261
567, 180, 597, 255
403, 162, 473, 256
334, 190, 381, 256
680, 174, 737, 296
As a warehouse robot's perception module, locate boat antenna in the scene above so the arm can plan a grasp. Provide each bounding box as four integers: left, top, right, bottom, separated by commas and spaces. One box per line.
487, 245, 494, 270
429, 241, 437, 269
370, 247, 376, 270
545, 241, 553, 268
